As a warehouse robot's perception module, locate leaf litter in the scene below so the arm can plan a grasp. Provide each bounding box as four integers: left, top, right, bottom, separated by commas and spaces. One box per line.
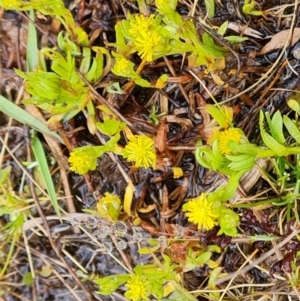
1, 0, 300, 300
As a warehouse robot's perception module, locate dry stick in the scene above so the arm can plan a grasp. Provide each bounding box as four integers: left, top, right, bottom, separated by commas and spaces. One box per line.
163, 56, 191, 104
218, 248, 259, 301
110, 234, 133, 273
0, 137, 51, 199
27, 243, 84, 301
215, 225, 300, 286
24, 139, 93, 300
22, 230, 35, 279
270, 235, 300, 299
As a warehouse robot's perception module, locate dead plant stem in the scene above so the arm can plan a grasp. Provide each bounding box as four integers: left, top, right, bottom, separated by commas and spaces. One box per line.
215, 224, 300, 286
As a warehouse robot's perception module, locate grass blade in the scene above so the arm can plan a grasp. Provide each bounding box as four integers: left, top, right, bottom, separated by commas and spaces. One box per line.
31, 133, 61, 220
0, 95, 64, 144
27, 10, 38, 71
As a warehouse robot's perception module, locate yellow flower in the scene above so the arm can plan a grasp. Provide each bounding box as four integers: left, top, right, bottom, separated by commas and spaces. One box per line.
68, 147, 98, 175
123, 135, 156, 169
218, 128, 242, 154
134, 31, 162, 62
128, 14, 156, 38
182, 193, 218, 231
96, 192, 121, 221
125, 275, 148, 301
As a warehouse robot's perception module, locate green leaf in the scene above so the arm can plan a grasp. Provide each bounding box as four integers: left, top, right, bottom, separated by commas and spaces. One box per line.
204, 0, 215, 18
225, 36, 248, 43
0, 166, 11, 186
248, 235, 279, 242
86, 47, 104, 82
195, 147, 213, 169
95, 274, 130, 295
31, 133, 61, 219
202, 33, 226, 57
259, 111, 288, 156
106, 82, 125, 94
204, 104, 229, 128
26, 10, 38, 71
138, 245, 160, 254
23, 272, 34, 285
0, 95, 64, 144
287, 99, 300, 113
242, 0, 263, 15
271, 111, 285, 144
283, 115, 300, 144
220, 171, 244, 201
218, 21, 228, 36
208, 267, 223, 289
226, 153, 255, 172
96, 118, 125, 136
194, 251, 212, 265
79, 46, 91, 74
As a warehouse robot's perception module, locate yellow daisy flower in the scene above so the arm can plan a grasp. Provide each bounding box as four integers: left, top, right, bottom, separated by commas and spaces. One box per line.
182, 193, 218, 231
123, 135, 156, 169
125, 275, 148, 301
134, 31, 162, 62
217, 128, 242, 154
128, 14, 156, 38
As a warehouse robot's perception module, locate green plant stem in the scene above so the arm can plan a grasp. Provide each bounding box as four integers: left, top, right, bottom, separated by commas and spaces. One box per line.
124, 58, 148, 92
0, 234, 18, 278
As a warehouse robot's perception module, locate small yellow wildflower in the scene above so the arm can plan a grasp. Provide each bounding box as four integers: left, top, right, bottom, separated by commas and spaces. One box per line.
218, 128, 242, 154
134, 31, 162, 62
96, 192, 121, 221
125, 275, 148, 301
128, 14, 156, 38
123, 135, 156, 169
112, 57, 134, 77
68, 147, 98, 175
182, 193, 218, 231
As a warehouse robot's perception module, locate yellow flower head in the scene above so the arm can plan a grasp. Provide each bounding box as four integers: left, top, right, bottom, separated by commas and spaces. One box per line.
123, 135, 156, 169
182, 193, 218, 231
96, 192, 121, 221
128, 14, 156, 38
125, 275, 148, 301
134, 31, 162, 62
68, 146, 98, 175
218, 128, 242, 154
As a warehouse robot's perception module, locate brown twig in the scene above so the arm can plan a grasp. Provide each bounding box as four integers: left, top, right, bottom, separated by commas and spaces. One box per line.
215, 223, 300, 286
